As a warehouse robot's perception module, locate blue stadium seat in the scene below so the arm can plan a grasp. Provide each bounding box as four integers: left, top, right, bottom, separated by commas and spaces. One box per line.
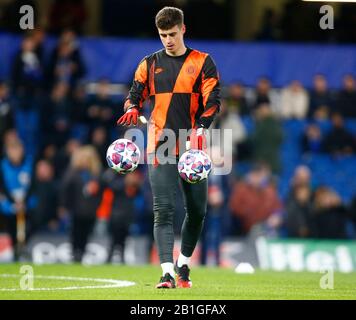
277, 119, 356, 203
240, 116, 255, 133
345, 118, 356, 134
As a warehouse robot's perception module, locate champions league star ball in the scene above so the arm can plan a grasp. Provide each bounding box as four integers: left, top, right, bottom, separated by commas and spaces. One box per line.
178, 149, 212, 184
106, 138, 140, 174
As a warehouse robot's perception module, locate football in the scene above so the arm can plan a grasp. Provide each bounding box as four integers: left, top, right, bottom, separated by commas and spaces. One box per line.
178, 149, 212, 184
106, 138, 140, 174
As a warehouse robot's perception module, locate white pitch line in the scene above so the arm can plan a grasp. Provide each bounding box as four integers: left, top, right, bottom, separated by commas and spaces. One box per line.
0, 274, 136, 291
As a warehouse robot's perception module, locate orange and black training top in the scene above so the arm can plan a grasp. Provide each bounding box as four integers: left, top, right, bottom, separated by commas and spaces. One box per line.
124, 47, 221, 155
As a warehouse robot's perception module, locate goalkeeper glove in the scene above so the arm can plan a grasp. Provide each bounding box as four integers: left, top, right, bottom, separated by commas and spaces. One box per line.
189, 125, 207, 151
117, 105, 139, 126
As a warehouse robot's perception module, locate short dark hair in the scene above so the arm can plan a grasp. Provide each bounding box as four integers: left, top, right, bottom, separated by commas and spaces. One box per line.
155, 7, 184, 30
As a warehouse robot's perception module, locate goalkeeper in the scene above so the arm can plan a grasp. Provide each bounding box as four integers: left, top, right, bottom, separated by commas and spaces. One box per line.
117, 6, 220, 288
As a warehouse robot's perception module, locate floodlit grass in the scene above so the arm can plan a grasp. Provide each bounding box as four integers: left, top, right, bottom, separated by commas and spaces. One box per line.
0, 263, 355, 300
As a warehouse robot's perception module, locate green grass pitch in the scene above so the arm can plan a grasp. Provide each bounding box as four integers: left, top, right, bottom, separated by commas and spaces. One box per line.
0, 263, 355, 300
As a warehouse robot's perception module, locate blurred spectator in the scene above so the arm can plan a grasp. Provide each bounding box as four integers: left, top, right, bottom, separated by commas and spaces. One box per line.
32, 160, 59, 233
253, 77, 272, 111
308, 74, 333, 119
90, 126, 109, 168
11, 34, 44, 155
47, 29, 86, 89
255, 8, 281, 41
249, 104, 283, 173
45, 138, 82, 179
280, 80, 309, 119
0, 82, 13, 145
322, 113, 355, 156
289, 165, 312, 191
210, 99, 246, 161
11, 34, 44, 101
225, 83, 249, 115
349, 194, 356, 229
301, 123, 323, 154
334, 74, 356, 118
310, 187, 349, 239
0, 138, 36, 260
229, 163, 283, 235
40, 144, 58, 166
48, 0, 88, 35
86, 79, 115, 131
71, 83, 89, 127
285, 165, 314, 238
101, 169, 143, 264
59, 145, 102, 262
42, 82, 72, 148
30, 28, 47, 64
1, 129, 20, 156
279, 0, 302, 41
285, 185, 312, 238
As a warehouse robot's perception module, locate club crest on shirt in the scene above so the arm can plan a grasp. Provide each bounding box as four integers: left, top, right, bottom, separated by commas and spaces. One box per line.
155, 67, 164, 74
186, 65, 195, 75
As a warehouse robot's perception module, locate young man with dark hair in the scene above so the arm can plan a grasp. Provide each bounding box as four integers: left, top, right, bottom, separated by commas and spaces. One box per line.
117, 6, 221, 288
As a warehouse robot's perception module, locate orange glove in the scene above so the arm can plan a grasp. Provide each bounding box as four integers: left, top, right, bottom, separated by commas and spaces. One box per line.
117, 106, 139, 126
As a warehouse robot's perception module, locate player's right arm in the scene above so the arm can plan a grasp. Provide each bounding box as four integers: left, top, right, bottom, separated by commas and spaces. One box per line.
117, 57, 149, 126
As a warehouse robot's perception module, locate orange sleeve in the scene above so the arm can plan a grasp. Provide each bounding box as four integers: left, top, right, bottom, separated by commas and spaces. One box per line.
196, 55, 220, 129
125, 58, 149, 111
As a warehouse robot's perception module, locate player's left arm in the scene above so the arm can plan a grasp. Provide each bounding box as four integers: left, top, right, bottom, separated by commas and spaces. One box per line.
189, 55, 220, 150
196, 55, 221, 129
